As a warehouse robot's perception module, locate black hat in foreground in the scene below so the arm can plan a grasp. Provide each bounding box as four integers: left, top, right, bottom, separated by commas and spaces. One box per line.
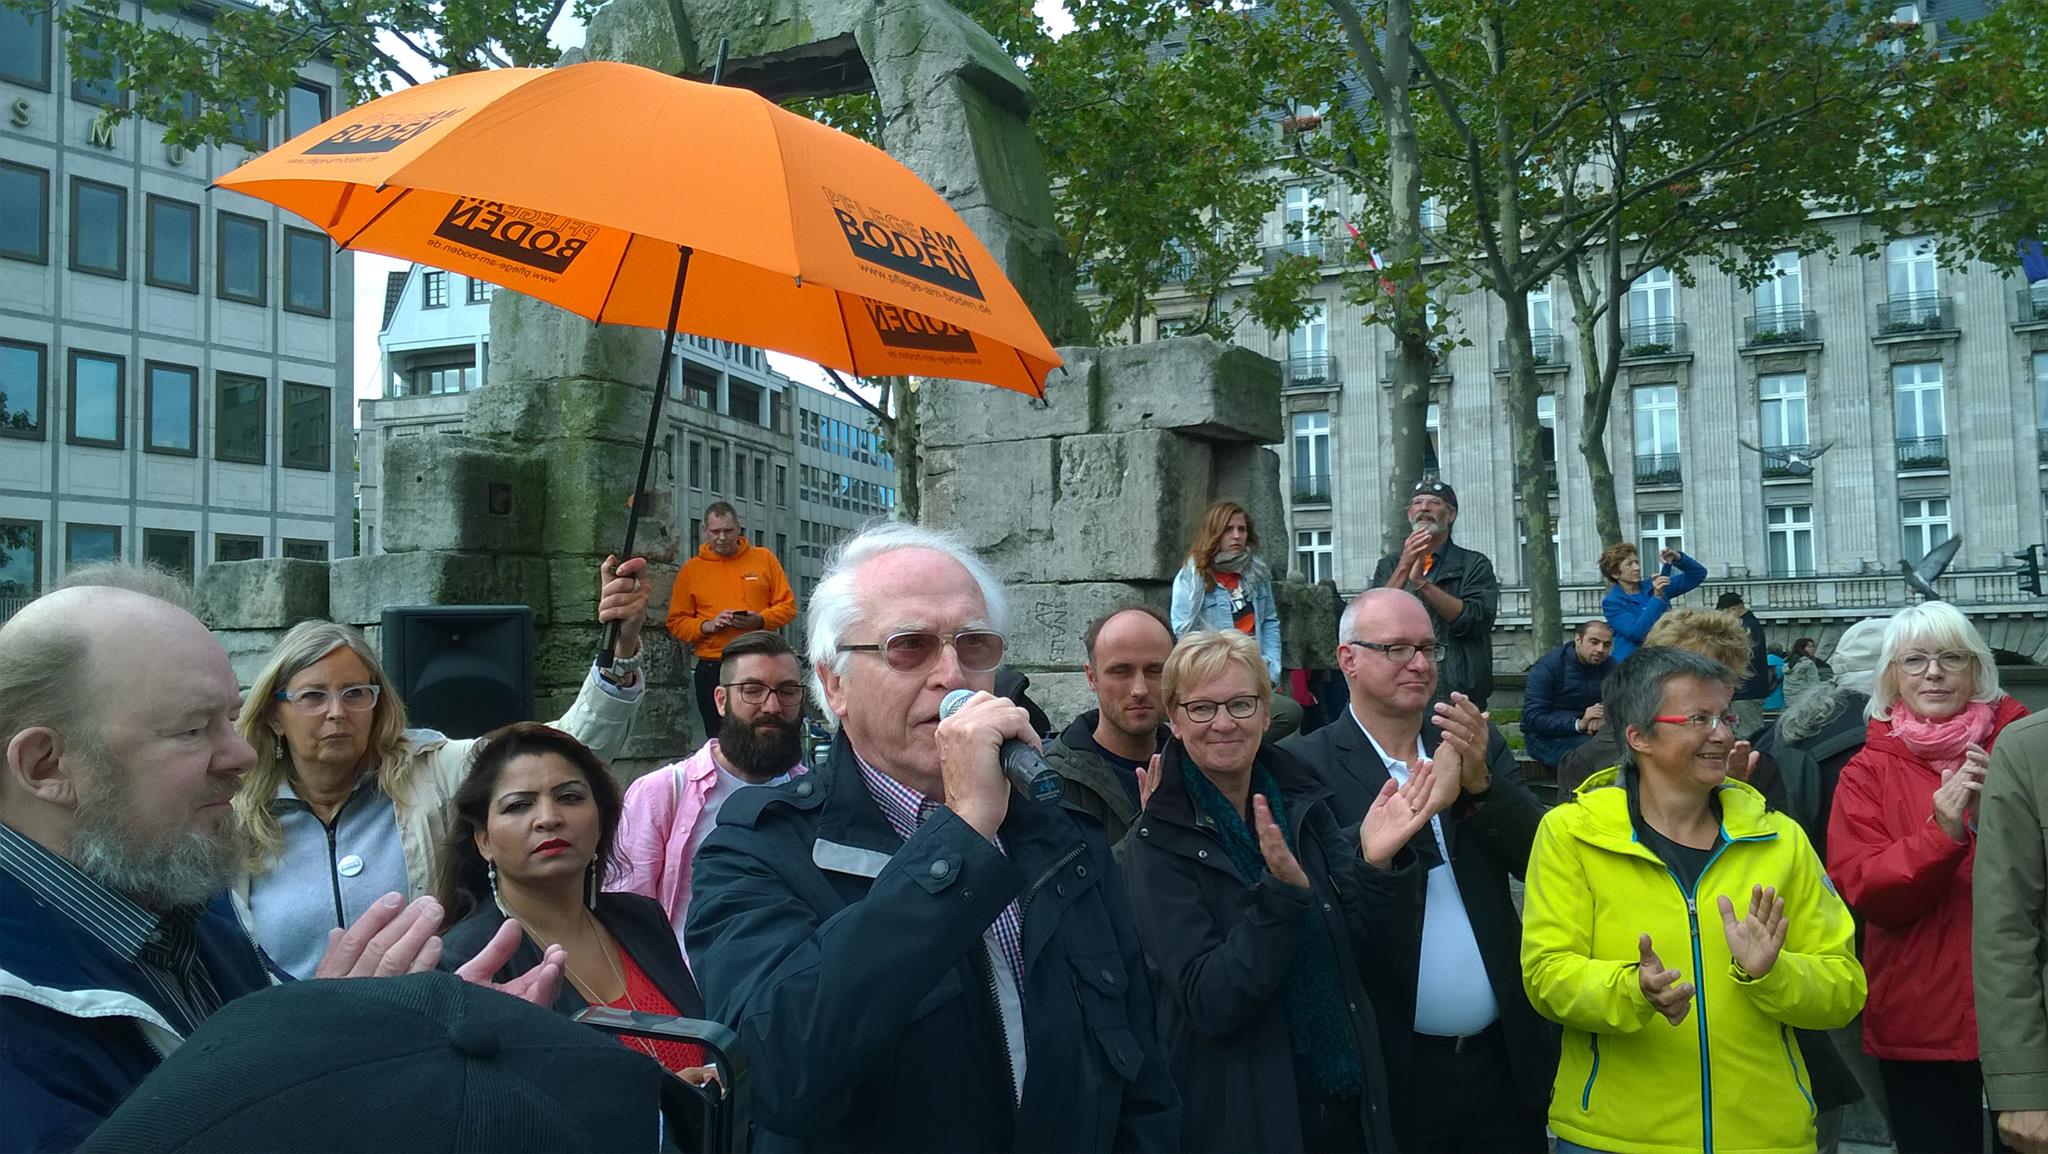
90, 972, 668, 1152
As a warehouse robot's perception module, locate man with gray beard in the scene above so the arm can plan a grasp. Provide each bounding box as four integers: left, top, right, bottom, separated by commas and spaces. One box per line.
1372, 480, 1501, 709
1, 569, 559, 1152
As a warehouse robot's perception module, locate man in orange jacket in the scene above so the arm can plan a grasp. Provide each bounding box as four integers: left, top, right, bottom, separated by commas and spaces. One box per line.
668, 502, 798, 737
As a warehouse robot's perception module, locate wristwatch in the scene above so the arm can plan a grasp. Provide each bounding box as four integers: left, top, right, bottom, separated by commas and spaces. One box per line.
601, 651, 644, 686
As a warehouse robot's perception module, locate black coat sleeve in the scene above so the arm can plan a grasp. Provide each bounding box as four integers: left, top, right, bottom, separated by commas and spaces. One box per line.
1096, 842, 1185, 1151
1462, 729, 1546, 879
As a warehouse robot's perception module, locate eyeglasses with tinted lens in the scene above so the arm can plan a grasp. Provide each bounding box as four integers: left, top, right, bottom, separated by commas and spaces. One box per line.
274, 684, 381, 714
1652, 711, 1742, 735
723, 680, 806, 706
1897, 651, 1974, 676
837, 629, 1007, 674
1177, 695, 1262, 723
1345, 640, 1447, 665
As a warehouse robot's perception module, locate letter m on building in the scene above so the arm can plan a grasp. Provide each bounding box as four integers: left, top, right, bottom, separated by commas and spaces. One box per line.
88, 115, 117, 149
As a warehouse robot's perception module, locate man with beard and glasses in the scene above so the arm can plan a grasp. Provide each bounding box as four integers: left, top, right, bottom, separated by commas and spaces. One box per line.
618, 630, 810, 953
0, 566, 563, 1152
1372, 480, 1500, 709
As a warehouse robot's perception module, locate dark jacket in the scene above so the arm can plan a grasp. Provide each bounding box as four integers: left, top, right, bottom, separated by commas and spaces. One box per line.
0, 880, 280, 1153
1125, 740, 1422, 1153
1521, 642, 1614, 741
440, 891, 705, 1021
1734, 610, 1773, 702
684, 731, 1180, 1153
1371, 538, 1499, 707
1281, 713, 1556, 1116
1044, 709, 1162, 845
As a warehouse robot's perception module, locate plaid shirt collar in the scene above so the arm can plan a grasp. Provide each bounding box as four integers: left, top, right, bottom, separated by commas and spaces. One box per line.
852, 747, 944, 842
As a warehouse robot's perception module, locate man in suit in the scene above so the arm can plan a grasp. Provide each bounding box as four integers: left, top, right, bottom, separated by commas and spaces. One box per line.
1282, 588, 1552, 1153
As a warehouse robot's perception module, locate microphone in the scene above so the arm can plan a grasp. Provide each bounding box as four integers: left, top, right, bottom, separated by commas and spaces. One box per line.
940, 688, 1064, 804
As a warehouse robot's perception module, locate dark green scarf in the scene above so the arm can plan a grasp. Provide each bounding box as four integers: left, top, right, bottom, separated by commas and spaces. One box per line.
1183, 762, 1362, 1100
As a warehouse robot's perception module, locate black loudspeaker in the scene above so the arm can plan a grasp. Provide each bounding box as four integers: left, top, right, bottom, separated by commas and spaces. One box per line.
380, 605, 535, 740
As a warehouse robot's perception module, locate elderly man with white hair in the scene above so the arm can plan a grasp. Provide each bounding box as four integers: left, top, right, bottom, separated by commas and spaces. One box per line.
685, 522, 1180, 1153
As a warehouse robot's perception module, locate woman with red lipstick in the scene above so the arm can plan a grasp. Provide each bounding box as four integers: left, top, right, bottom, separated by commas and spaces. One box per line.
436, 724, 715, 1084
1828, 601, 2028, 1153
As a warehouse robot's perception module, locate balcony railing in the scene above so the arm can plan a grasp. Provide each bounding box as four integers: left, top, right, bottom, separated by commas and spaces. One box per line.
1381, 349, 1451, 381
0, 594, 30, 624
1896, 435, 1949, 471
1623, 318, 1689, 358
1292, 472, 1332, 503
1745, 307, 1819, 346
1284, 353, 1338, 390
1634, 452, 1682, 486
1877, 292, 1955, 335
1262, 236, 1352, 270
1497, 569, 2035, 625
1157, 249, 1198, 284
2020, 285, 2048, 324
1761, 443, 1813, 478
1497, 330, 1566, 369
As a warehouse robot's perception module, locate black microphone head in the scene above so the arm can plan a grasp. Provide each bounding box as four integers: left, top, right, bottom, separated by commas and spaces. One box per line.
940, 688, 976, 720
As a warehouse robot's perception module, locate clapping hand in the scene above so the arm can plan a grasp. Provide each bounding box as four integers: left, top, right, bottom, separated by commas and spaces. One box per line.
314, 894, 566, 1008
1252, 796, 1311, 889
1430, 693, 1492, 796
1359, 760, 1439, 868
1722, 739, 1759, 783
1933, 755, 1986, 843
1137, 755, 1163, 810
1718, 885, 1787, 979
1638, 934, 1694, 1026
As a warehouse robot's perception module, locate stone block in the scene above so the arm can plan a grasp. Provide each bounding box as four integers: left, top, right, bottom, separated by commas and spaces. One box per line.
465, 376, 667, 449
486, 292, 663, 391
1274, 577, 1342, 671
539, 450, 676, 560
1002, 582, 1167, 669
215, 626, 294, 689
918, 437, 1058, 577
1096, 338, 1282, 445
328, 553, 552, 627
1044, 430, 1214, 583
378, 435, 548, 555
1212, 443, 1290, 577
197, 559, 331, 630
918, 347, 1098, 448
582, 0, 689, 73
535, 624, 607, 690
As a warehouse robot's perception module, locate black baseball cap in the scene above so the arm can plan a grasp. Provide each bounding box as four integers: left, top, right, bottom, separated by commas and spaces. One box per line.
1410, 479, 1458, 509
1716, 592, 1746, 610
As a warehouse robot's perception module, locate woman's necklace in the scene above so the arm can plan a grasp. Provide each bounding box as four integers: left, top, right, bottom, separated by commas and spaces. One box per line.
520, 909, 665, 1065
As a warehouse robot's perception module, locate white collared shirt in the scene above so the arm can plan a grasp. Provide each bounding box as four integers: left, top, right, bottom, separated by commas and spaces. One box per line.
1352, 707, 1500, 1037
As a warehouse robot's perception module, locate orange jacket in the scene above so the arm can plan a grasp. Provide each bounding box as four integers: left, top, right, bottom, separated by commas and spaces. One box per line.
665, 538, 798, 659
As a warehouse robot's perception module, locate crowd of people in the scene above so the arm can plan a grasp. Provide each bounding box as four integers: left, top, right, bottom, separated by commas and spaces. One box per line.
3, 484, 2046, 1154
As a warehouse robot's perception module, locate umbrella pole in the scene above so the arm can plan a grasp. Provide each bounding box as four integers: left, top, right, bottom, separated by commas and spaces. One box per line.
598, 245, 694, 670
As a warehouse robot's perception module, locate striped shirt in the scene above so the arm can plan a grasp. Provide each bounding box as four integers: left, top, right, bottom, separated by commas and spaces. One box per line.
0, 822, 226, 1036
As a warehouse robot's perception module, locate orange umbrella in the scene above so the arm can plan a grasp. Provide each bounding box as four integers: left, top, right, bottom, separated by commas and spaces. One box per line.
217, 60, 1060, 658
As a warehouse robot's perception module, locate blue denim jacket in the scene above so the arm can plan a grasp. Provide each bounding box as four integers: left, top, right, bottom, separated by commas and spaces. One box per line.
1169, 560, 1282, 682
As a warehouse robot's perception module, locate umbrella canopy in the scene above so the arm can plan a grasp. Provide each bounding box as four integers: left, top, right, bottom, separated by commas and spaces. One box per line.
217, 62, 1060, 397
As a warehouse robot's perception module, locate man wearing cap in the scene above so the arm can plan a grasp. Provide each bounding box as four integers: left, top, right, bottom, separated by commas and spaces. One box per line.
1719, 590, 1774, 737
0, 566, 561, 1152
1372, 480, 1502, 708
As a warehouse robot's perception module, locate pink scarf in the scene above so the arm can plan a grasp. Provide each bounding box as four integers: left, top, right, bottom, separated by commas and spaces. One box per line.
1889, 700, 1995, 772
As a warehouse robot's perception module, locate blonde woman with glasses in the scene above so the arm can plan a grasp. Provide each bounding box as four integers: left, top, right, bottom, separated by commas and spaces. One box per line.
1827, 601, 2028, 1152
230, 557, 651, 978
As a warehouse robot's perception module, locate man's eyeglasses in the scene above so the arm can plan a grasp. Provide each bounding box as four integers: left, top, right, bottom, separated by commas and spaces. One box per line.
1177, 695, 1262, 723
1897, 651, 1974, 676
1345, 640, 1446, 665
275, 685, 381, 715
838, 629, 1007, 674
1652, 711, 1742, 735
722, 680, 806, 706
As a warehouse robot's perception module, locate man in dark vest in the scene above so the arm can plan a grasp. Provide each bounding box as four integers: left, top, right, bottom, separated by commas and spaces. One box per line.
1372, 480, 1501, 708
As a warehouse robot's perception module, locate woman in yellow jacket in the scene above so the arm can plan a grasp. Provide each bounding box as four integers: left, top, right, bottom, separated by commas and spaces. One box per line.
1523, 646, 1867, 1154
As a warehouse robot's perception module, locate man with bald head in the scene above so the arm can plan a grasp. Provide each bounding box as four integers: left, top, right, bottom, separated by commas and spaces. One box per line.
1045, 605, 1176, 843
1282, 587, 1551, 1153
685, 523, 1178, 1152
0, 567, 557, 1151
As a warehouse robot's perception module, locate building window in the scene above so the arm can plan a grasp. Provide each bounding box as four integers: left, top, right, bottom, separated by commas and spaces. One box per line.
64, 523, 120, 568
216, 373, 266, 464
283, 229, 330, 316
1158, 316, 1198, 339
467, 276, 493, 304
69, 40, 124, 107
145, 196, 198, 292
145, 362, 196, 455
286, 80, 329, 140
0, 162, 49, 263
688, 440, 703, 490
1766, 505, 1814, 577
1753, 250, 1803, 336
1633, 384, 1681, 484
217, 212, 267, 305
283, 382, 330, 471
775, 463, 788, 507
404, 359, 476, 396
0, 1, 51, 89
775, 532, 787, 558
423, 271, 448, 308
1288, 301, 1328, 364
1758, 373, 1808, 450
1, 339, 44, 439
1294, 529, 1333, 584
226, 96, 265, 149
1894, 361, 1946, 469
1532, 394, 1558, 487
66, 351, 123, 447
0, 519, 41, 598
709, 444, 723, 493
281, 538, 328, 562
2036, 352, 2048, 459
753, 457, 766, 502
1281, 184, 1325, 251
1901, 498, 1951, 566
1291, 411, 1330, 503
1886, 235, 1939, 300
142, 528, 194, 579
1626, 266, 1676, 351
215, 534, 262, 562
729, 380, 763, 425
1528, 281, 1555, 344
680, 362, 717, 409
1639, 511, 1683, 558
69, 179, 126, 279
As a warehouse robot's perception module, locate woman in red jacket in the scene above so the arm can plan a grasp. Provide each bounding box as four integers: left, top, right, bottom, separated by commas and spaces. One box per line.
1828, 601, 2029, 1153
